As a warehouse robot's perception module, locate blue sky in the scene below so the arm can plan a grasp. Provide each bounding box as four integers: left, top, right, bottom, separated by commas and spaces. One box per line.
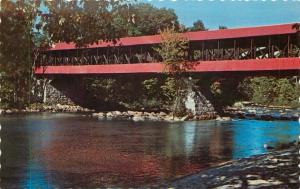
139, 0, 300, 29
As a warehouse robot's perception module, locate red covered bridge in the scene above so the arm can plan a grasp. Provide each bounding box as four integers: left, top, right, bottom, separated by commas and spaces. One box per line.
34, 23, 300, 75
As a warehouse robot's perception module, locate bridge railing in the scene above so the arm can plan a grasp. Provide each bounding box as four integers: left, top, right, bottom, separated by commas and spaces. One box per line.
36, 34, 300, 66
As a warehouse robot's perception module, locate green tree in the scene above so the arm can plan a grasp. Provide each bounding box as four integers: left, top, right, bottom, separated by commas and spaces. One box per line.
239, 76, 299, 107
0, 0, 42, 108
273, 78, 299, 106
155, 27, 190, 115
142, 78, 159, 97
43, 0, 130, 47
160, 77, 177, 105
155, 27, 189, 74
188, 20, 206, 31
0, 0, 133, 109
219, 25, 227, 29
240, 77, 277, 105
126, 3, 180, 36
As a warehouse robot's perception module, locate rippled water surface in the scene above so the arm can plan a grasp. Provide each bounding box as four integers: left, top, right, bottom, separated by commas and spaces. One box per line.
0, 113, 298, 188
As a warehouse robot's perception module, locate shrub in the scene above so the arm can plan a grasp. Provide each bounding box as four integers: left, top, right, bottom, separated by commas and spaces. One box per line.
239, 76, 299, 107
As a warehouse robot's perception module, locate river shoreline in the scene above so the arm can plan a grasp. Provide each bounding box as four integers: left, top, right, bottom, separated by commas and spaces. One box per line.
0, 102, 298, 121
156, 147, 298, 188
0, 104, 93, 115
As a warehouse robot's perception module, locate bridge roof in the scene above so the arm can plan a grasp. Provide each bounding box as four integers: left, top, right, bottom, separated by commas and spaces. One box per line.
50, 23, 298, 51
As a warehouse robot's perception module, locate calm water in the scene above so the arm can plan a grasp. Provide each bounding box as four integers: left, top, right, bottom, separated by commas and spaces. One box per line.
0, 113, 298, 188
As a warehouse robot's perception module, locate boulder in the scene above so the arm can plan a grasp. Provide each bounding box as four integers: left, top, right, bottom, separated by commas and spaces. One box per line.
181, 115, 190, 121
233, 102, 244, 108
97, 112, 106, 118
147, 115, 160, 121
260, 114, 273, 121
92, 113, 99, 117
113, 111, 122, 115
164, 116, 175, 122
132, 115, 145, 122
236, 112, 245, 119
279, 115, 290, 120
56, 103, 63, 109
173, 117, 181, 122
159, 112, 167, 117
106, 112, 113, 118
248, 109, 257, 114
144, 112, 151, 116
216, 116, 231, 121
196, 115, 207, 120
127, 111, 136, 115
245, 113, 256, 118
97, 112, 106, 120
136, 111, 143, 116
241, 101, 253, 106
121, 111, 129, 116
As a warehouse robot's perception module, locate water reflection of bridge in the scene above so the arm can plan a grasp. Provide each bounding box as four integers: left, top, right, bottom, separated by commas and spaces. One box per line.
35, 23, 300, 75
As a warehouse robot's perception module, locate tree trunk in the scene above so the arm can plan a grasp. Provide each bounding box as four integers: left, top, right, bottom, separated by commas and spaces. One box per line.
43, 79, 47, 104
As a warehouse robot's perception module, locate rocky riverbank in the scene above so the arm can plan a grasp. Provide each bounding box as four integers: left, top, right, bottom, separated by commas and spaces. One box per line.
156, 147, 298, 188
224, 101, 299, 121
0, 104, 93, 115
92, 110, 217, 122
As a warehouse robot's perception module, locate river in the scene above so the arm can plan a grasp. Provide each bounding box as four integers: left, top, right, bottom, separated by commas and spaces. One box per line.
0, 113, 298, 188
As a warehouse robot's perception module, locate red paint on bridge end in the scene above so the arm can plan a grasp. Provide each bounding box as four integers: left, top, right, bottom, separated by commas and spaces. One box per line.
34, 58, 300, 75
